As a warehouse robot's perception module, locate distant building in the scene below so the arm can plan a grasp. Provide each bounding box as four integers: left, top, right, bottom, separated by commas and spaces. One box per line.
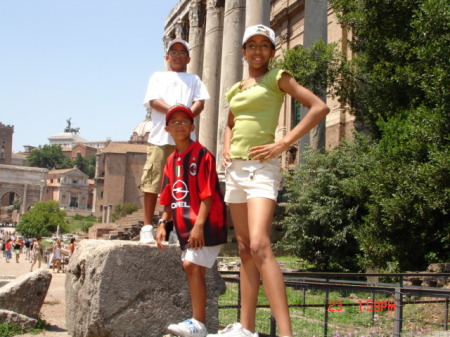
0, 122, 14, 165
44, 167, 91, 210
94, 142, 147, 213
129, 109, 152, 144
48, 132, 88, 149
0, 164, 47, 224
62, 143, 98, 160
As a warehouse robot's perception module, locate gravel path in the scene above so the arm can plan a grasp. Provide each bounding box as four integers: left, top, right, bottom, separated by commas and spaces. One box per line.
0, 252, 70, 337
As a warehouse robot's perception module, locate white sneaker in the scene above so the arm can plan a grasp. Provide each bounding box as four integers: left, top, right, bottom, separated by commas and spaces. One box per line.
206, 323, 257, 337
168, 318, 207, 337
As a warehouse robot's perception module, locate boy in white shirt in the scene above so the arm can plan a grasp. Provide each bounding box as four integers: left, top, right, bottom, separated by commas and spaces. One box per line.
140, 39, 210, 236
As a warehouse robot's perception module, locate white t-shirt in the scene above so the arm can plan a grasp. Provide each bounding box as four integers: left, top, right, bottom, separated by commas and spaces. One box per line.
143, 71, 210, 146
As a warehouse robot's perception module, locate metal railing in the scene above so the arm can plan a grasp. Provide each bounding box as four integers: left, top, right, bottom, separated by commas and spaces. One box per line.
218, 271, 450, 337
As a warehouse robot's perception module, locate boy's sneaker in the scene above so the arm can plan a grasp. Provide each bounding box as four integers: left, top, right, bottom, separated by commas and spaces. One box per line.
206, 323, 258, 337
167, 318, 207, 337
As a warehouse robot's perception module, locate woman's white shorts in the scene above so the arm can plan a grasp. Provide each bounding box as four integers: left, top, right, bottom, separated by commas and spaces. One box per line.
224, 158, 282, 203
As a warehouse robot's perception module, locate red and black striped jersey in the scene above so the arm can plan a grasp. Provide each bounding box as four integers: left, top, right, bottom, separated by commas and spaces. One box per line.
160, 141, 228, 250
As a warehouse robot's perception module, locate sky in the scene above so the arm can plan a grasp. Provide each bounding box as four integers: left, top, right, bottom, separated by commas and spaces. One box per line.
0, 0, 180, 152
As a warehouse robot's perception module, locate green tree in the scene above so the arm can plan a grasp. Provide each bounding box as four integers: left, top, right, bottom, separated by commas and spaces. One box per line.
16, 201, 68, 237
25, 145, 73, 170
274, 40, 344, 98
329, 0, 450, 137
278, 0, 449, 272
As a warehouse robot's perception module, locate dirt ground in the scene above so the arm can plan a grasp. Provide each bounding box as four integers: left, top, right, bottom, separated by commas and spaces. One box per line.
0, 251, 70, 337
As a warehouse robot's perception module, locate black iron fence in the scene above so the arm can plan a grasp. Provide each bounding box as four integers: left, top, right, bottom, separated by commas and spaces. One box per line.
218, 271, 450, 337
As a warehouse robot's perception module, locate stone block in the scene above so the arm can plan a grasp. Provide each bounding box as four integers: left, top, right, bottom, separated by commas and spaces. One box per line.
66, 240, 226, 337
0, 309, 37, 329
0, 269, 51, 327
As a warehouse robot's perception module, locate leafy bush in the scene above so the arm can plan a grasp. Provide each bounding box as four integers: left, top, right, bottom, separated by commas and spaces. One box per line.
112, 203, 139, 222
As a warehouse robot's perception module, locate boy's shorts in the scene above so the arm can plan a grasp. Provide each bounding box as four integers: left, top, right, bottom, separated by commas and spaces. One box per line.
140, 144, 175, 194
181, 245, 223, 268
224, 158, 281, 203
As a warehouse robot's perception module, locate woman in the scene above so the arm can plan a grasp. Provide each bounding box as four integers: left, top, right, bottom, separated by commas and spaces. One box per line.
52, 239, 62, 273
211, 25, 329, 337
13, 238, 21, 263
30, 236, 44, 271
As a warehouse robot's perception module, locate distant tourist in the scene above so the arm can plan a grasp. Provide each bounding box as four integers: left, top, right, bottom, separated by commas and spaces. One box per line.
13, 238, 22, 263
68, 238, 76, 257
4, 238, 12, 263
52, 239, 62, 273
156, 105, 227, 337
30, 236, 44, 271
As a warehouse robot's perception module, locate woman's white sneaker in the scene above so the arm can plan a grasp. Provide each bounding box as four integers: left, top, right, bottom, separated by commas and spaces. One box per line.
167, 318, 207, 337
206, 323, 258, 337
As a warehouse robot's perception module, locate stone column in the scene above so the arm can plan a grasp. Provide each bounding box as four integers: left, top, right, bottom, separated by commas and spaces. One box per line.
300, 0, 328, 151
22, 184, 28, 214
39, 183, 45, 201
108, 204, 113, 223
245, 0, 270, 27
216, 0, 246, 175
187, 0, 204, 77
243, 0, 271, 78
163, 35, 171, 72
102, 205, 107, 223
198, 0, 224, 154
187, 0, 205, 139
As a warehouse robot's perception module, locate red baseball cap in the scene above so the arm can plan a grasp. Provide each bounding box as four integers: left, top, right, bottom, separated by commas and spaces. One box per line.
166, 104, 194, 124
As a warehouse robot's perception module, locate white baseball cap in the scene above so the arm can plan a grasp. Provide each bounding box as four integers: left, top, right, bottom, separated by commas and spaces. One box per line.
140, 225, 155, 244
166, 38, 190, 55
242, 24, 276, 46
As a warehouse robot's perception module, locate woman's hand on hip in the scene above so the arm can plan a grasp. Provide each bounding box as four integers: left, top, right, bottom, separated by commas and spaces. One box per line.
249, 141, 288, 161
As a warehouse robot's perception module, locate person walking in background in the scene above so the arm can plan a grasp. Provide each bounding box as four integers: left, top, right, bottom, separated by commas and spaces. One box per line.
23, 238, 30, 260
4, 238, 12, 263
28, 238, 34, 263
156, 105, 228, 337
140, 38, 209, 239
13, 238, 21, 263
30, 236, 44, 271
52, 239, 62, 273
209, 25, 330, 337
68, 238, 76, 257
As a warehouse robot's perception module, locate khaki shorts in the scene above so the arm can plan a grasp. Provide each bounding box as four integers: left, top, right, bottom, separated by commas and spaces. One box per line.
224, 158, 282, 203
140, 144, 175, 194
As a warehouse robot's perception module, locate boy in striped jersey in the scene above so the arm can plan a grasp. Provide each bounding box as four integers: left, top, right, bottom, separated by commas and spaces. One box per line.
156, 104, 227, 337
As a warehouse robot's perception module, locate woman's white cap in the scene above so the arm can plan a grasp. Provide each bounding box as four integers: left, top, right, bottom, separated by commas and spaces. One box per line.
242, 24, 276, 46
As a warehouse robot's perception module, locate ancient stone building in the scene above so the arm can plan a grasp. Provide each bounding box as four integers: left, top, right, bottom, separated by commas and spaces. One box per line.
0, 164, 47, 223
48, 131, 88, 149
62, 143, 98, 160
93, 142, 147, 213
0, 122, 14, 165
129, 108, 153, 144
163, 0, 354, 171
44, 167, 91, 210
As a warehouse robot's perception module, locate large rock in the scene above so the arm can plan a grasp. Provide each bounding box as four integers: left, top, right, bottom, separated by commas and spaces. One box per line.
0, 309, 37, 329
0, 269, 52, 327
66, 240, 226, 337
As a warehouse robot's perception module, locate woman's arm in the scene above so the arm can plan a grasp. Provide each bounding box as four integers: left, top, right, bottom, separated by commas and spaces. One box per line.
222, 111, 234, 167
248, 73, 330, 161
